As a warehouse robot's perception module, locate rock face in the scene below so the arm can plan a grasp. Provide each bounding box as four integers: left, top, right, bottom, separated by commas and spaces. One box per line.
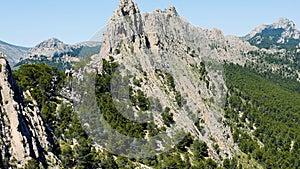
0, 53, 56, 168
245, 18, 300, 49
0, 40, 28, 66
96, 0, 256, 161
101, 0, 255, 64
100, 0, 143, 56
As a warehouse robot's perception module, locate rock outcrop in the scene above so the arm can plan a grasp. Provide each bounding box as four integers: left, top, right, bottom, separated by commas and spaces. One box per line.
0, 53, 57, 168
101, 0, 255, 65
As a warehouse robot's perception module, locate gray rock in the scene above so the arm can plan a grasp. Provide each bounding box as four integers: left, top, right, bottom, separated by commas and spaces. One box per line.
0, 53, 58, 167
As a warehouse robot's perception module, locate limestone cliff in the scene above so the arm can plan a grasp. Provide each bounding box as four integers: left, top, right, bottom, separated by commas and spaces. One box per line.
0, 53, 57, 168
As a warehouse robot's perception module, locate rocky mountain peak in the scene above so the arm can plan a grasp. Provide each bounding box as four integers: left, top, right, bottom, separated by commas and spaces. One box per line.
247, 24, 268, 39
246, 18, 300, 48
35, 38, 65, 48
115, 0, 140, 18
247, 18, 300, 39
273, 18, 297, 30
22, 37, 72, 60
165, 6, 178, 16
100, 0, 143, 56
272, 18, 300, 39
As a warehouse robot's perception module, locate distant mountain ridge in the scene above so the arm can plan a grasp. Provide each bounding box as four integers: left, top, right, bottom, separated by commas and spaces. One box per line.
22, 38, 101, 60
22, 38, 72, 60
244, 18, 300, 49
0, 40, 29, 66
16, 38, 101, 70
0, 38, 102, 68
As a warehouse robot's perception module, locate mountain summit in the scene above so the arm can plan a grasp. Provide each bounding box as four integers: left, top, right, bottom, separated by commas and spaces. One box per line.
94, 0, 257, 161
17, 38, 101, 70
22, 38, 72, 60
100, 0, 142, 56
245, 18, 300, 49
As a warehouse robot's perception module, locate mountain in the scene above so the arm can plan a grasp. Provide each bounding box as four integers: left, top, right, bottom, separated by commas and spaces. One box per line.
0, 40, 29, 66
85, 0, 255, 163
244, 18, 300, 49
22, 38, 72, 60
1, 0, 300, 168
16, 38, 101, 71
76, 0, 300, 168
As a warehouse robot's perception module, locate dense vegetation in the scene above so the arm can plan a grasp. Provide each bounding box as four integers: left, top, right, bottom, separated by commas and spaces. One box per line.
139, 134, 227, 169
14, 57, 73, 71
224, 63, 300, 168
95, 59, 161, 138
246, 48, 300, 81
10, 57, 300, 168
93, 59, 235, 168
10, 62, 226, 168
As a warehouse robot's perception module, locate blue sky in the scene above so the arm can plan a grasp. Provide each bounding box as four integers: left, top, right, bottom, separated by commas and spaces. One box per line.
1, 0, 299, 47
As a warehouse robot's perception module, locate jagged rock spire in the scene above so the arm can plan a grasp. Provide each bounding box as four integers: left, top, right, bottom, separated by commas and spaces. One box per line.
110, 0, 143, 33
165, 6, 178, 16
100, 0, 143, 55
113, 0, 140, 18
0, 56, 31, 166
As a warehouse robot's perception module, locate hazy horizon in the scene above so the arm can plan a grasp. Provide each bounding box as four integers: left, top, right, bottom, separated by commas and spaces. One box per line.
1, 0, 299, 47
